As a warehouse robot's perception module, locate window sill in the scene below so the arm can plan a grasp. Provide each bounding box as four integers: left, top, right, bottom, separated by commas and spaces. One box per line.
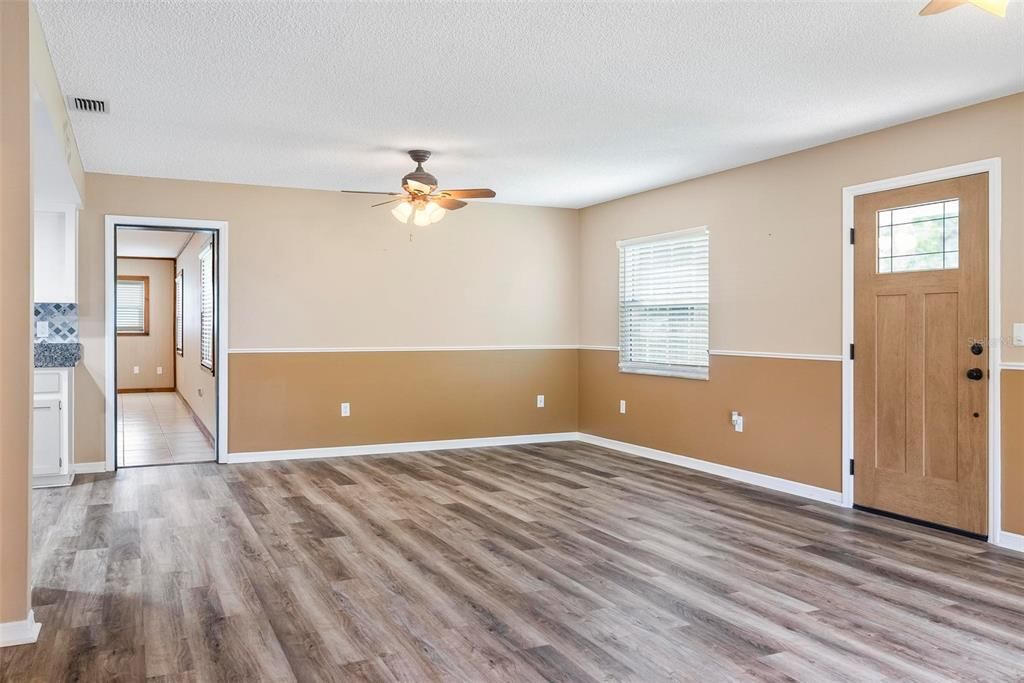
618, 364, 709, 380
117, 331, 149, 337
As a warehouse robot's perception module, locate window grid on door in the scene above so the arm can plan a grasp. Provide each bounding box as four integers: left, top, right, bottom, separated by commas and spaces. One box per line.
877, 198, 959, 274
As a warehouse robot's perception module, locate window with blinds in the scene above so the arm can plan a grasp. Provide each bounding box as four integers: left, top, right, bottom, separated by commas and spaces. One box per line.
618, 227, 709, 379
199, 244, 214, 372
116, 276, 149, 335
175, 270, 184, 356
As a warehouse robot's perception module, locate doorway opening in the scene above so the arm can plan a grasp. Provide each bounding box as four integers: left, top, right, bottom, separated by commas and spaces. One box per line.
105, 216, 229, 469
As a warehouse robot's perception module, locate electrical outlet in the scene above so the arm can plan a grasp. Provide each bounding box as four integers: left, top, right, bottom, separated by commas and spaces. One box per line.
731, 411, 744, 433
536, 394, 545, 408
133, 366, 140, 375
35, 321, 49, 339
156, 366, 163, 375
340, 402, 351, 417
619, 400, 627, 414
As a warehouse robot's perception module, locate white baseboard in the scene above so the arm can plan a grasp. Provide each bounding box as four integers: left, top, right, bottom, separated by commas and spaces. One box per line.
576, 433, 844, 506
993, 530, 1024, 552
225, 432, 581, 464
73, 461, 107, 474
0, 610, 40, 648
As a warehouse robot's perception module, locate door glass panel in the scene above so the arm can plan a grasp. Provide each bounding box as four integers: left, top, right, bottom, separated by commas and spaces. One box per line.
877, 199, 959, 274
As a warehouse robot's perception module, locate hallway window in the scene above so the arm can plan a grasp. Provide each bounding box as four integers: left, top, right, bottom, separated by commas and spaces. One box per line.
199, 244, 214, 372
116, 276, 149, 336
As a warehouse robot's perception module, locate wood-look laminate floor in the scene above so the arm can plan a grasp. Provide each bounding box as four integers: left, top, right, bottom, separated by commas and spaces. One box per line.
4, 442, 1024, 682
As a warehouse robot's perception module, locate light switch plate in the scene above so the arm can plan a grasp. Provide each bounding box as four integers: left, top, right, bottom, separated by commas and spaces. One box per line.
35, 321, 49, 339
340, 402, 351, 417
536, 394, 545, 408
1014, 323, 1024, 346
619, 400, 627, 414
133, 366, 140, 374
156, 366, 163, 375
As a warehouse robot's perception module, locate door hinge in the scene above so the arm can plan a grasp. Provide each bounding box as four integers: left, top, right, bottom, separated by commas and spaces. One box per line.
849, 228, 855, 245
849, 460, 855, 475
849, 343, 855, 360
58, 399, 62, 411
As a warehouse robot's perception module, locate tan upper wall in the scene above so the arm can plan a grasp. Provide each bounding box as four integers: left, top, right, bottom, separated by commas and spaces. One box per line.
579, 93, 1024, 363
74, 175, 580, 462
115, 257, 175, 391
175, 232, 215, 432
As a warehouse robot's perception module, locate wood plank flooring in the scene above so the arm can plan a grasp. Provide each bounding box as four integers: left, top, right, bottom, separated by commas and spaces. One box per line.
3, 441, 1024, 681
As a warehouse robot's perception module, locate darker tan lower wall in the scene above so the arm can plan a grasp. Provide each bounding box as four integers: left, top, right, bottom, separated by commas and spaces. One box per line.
578, 350, 842, 492
228, 349, 578, 454
1002, 370, 1024, 535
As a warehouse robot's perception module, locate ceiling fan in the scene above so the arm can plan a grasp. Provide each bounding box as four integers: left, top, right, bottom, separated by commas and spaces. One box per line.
919, 0, 1007, 16
342, 150, 496, 226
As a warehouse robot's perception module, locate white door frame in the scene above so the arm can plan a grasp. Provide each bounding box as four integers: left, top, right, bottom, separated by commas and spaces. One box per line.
104, 215, 230, 469
841, 158, 1003, 547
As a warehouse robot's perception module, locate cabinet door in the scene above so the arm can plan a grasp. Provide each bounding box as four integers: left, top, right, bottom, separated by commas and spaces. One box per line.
33, 208, 77, 304
33, 399, 63, 476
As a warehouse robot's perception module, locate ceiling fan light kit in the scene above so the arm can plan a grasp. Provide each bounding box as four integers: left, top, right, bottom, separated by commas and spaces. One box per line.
919, 0, 1008, 17
343, 149, 496, 227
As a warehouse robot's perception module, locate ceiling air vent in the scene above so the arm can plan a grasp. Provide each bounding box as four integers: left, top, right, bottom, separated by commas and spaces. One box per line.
70, 97, 107, 114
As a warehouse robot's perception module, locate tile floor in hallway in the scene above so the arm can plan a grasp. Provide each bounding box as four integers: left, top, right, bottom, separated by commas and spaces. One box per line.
117, 391, 215, 466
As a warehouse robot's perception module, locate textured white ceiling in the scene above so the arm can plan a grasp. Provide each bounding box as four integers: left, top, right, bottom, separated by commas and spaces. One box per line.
36, 1, 1024, 209
116, 228, 193, 259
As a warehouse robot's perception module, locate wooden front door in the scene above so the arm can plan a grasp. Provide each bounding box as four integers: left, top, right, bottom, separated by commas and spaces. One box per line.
853, 173, 988, 536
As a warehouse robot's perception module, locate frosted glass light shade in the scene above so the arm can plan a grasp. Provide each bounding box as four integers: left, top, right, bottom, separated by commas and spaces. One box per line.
391, 201, 413, 223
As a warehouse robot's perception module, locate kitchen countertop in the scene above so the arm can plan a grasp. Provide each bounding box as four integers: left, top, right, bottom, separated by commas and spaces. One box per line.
34, 342, 82, 368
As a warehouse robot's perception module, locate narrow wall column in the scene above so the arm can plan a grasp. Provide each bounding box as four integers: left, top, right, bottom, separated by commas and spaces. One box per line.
0, 0, 37, 644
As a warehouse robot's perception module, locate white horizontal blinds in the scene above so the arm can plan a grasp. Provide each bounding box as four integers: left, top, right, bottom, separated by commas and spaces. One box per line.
619, 228, 709, 378
199, 244, 214, 371
116, 278, 147, 334
175, 270, 184, 355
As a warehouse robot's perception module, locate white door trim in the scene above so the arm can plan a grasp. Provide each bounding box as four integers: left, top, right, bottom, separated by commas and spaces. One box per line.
841, 158, 1004, 547
104, 215, 230, 469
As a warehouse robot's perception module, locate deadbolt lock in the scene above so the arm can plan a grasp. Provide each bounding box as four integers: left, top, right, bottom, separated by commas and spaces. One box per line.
970, 343, 984, 356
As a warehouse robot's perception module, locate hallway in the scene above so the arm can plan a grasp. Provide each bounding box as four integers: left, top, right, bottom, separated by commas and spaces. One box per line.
117, 392, 214, 466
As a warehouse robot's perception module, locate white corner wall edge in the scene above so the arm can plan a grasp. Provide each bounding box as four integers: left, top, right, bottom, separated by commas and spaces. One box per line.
225, 432, 581, 464
0, 610, 41, 648
73, 461, 106, 474
577, 433, 844, 506
995, 531, 1024, 552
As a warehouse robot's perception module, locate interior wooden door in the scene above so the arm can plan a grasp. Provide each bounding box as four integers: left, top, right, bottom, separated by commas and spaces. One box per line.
853, 173, 988, 536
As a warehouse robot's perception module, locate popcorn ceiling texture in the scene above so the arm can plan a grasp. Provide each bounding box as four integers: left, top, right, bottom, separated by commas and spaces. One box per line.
34, 1, 1023, 208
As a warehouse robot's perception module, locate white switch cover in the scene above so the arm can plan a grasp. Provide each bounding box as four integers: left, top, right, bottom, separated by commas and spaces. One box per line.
1014, 323, 1024, 346
340, 402, 351, 417
536, 394, 545, 408
619, 400, 627, 414
133, 366, 140, 375
156, 366, 163, 375
35, 321, 48, 339
731, 411, 744, 432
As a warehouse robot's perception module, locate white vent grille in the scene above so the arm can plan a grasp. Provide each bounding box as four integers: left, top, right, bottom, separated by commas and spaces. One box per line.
70, 97, 107, 114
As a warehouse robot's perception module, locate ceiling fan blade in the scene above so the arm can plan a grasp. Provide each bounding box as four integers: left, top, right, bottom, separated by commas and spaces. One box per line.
372, 197, 405, 208
437, 189, 496, 199
919, 0, 967, 14
340, 190, 401, 195
434, 198, 467, 211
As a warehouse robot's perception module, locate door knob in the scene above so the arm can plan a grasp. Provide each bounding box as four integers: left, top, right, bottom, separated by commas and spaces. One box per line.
966, 368, 984, 381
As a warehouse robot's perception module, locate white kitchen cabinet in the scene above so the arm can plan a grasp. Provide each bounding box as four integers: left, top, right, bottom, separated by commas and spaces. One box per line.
33, 206, 77, 304
33, 399, 63, 476
32, 368, 74, 488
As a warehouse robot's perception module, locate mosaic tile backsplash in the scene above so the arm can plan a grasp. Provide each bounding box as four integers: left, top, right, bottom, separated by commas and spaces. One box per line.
34, 303, 79, 343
